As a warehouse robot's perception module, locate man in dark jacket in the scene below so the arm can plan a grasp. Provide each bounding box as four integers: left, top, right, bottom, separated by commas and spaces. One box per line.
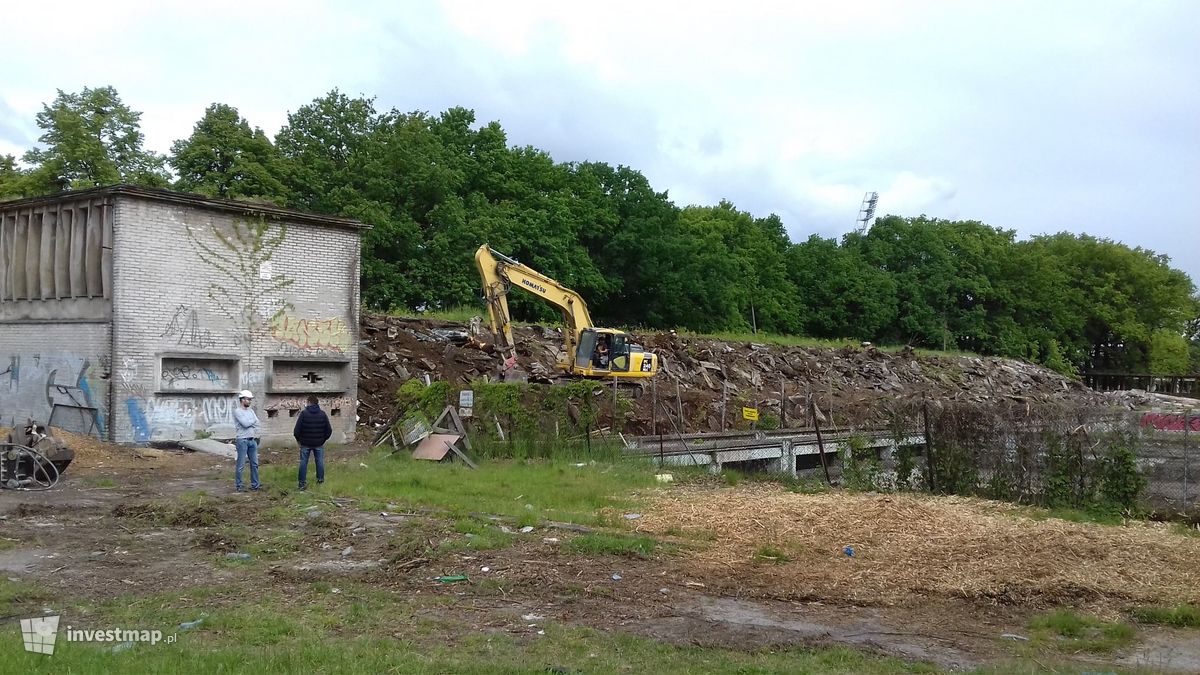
294, 395, 333, 491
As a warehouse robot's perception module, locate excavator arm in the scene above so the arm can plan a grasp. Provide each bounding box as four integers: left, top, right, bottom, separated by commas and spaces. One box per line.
475, 244, 593, 373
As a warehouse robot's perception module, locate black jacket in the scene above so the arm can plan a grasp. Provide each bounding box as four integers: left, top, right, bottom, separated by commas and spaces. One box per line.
293, 404, 333, 448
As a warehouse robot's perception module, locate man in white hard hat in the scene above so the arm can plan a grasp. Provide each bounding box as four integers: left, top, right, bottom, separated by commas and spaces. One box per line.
233, 390, 262, 492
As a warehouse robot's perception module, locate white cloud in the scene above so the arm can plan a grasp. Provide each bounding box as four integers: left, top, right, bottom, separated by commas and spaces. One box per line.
1, 0, 1196, 283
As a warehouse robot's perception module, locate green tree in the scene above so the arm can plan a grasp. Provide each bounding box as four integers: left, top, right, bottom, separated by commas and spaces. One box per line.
22, 86, 169, 192
1027, 233, 1196, 372
1148, 329, 1191, 375
787, 234, 897, 339
0, 154, 31, 199
169, 103, 287, 202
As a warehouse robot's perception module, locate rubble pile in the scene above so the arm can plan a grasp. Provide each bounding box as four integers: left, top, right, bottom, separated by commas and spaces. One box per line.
355, 313, 1151, 435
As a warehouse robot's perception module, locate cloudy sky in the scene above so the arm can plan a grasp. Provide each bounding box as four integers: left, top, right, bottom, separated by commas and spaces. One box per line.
2, 1, 1197, 283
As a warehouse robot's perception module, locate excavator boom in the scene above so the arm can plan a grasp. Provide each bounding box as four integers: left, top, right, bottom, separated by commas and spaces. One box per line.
474, 244, 658, 381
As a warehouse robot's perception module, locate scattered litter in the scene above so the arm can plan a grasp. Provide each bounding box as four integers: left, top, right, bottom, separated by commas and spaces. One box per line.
537, 630, 545, 635
524, 504, 534, 510
522, 614, 545, 621
623, 513, 642, 520
519, 526, 535, 533
352, 527, 366, 534
655, 473, 674, 483
111, 641, 135, 653
178, 618, 204, 631
305, 511, 322, 520
359, 462, 369, 469
321, 543, 332, 550
379, 512, 389, 517
1001, 633, 1030, 641
684, 581, 706, 588
436, 575, 469, 584
658, 587, 669, 595
332, 588, 342, 594
542, 537, 559, 544
341, 546, 354, 557
573, 463, 586, 468
499, 525, 514, 533
481, 566, 490, 573
611, 574, 622, 581
224, 552, 252, 560
843, 546, 855, 558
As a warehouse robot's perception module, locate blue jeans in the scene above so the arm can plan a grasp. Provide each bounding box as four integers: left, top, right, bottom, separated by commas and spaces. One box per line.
298, 446, 325, 488
235, 438, 260, 490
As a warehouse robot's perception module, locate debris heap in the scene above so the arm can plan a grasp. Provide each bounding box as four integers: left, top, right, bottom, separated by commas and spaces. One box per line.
357, 314, 1143, 435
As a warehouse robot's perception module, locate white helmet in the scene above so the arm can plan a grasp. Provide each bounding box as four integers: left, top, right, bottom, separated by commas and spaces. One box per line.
238, 390, 254, 400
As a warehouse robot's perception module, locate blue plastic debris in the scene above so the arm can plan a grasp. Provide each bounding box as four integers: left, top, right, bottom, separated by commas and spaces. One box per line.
843, 546, 855, 557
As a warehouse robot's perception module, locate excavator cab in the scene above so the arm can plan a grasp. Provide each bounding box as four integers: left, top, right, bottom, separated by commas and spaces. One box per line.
575, 329, 657, 378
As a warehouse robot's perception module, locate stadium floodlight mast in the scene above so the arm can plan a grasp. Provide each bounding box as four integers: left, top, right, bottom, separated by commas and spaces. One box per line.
856, 191, 879, 233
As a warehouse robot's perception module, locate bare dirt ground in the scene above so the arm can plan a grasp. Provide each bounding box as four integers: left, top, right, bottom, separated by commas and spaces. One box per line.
3, 445, 1199, 673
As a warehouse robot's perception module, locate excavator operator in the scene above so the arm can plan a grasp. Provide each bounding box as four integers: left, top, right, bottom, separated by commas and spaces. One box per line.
592, 337, 611, 369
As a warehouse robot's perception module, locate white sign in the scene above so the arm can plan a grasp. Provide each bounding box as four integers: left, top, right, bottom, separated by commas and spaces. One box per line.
258, 261, 273, 280
459, 390, 474, 407
458, 407, 473, 418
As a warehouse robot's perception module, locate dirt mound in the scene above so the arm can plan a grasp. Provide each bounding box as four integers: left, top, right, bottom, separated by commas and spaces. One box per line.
357, 314, 1124, 434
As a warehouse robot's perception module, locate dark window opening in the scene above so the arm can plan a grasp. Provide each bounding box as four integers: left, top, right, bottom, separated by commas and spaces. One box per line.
303, 371, 323, 384
331, 408, 342, 417
267, 409, 279, 418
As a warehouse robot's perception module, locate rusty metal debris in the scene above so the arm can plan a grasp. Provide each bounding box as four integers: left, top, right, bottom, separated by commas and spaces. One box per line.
2, 420, 74, 490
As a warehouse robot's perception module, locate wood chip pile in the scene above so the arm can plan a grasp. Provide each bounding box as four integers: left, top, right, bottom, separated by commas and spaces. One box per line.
634, 484, 1200, 609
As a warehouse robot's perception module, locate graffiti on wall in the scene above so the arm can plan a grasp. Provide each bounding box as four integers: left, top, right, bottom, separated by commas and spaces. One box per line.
124, 394, 240, 443
160, 305, 218, 349
0, 353, 108, 436
1140, 413, 1200, 433
268, 314, 351, 353
185, 217, 295, 347
267, 396, 354, 412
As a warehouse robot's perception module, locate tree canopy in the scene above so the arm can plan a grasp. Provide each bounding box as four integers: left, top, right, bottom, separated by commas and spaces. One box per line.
3, 85, 1197, 374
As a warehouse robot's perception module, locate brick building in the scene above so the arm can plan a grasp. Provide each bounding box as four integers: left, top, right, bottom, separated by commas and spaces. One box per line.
0, 185, 367, 445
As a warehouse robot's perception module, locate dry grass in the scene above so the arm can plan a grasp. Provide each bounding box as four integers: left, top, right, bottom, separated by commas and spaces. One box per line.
634, 484, 1200, 610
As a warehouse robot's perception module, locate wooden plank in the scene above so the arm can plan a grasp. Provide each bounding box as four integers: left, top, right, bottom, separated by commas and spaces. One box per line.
85, 200, 103, 297
69, 204, 86, 297
54, 205, 70, 299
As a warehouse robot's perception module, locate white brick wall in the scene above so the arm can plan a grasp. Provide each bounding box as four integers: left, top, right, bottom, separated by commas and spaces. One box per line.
109, 198, 361, 445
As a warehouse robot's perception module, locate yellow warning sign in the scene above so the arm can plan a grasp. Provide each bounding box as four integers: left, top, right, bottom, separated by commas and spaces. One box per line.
742, 407, 759, 421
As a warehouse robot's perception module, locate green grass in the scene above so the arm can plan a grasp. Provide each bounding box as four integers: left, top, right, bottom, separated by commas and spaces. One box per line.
1027, 609, 1137, 654
564, 532, 658, 558
1131, 604, 1200, 628
673, 328, 977, 358
376, 308, 976, 360
0, 577, 52, 614
1, 585, 938, 674
439, 518, 517, 552
386, 305, 485, 323
753, 545, 792, 564
260, 449, 658, 526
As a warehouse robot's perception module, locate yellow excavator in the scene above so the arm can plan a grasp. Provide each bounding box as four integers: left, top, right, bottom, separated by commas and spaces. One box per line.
474, 244, 659, 383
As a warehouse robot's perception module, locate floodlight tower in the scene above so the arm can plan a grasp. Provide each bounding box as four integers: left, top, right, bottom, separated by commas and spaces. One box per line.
855, 191, 879, 233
